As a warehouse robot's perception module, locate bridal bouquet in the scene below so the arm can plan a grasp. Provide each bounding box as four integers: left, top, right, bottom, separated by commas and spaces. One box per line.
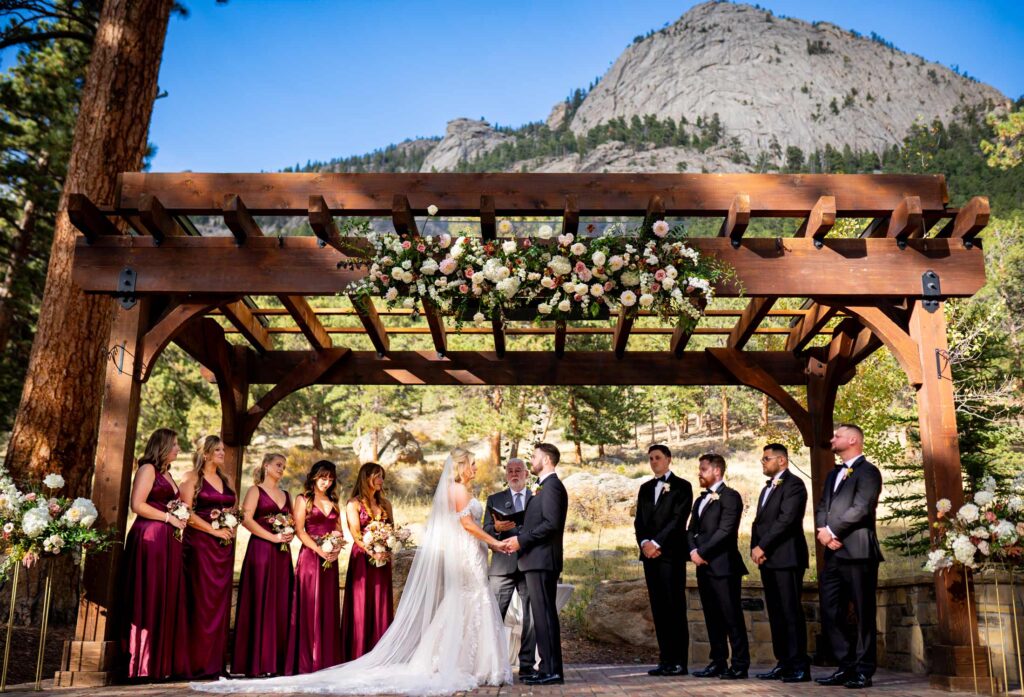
362, 520, 412, 568
166, 498, 190, 540
924, 473, 1024, 573
210, 506, 242, 546
317, 531, 345, 569
266, 512, 295, 552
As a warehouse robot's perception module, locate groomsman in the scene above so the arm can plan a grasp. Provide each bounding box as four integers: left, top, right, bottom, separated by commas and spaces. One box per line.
633, 444, 693, 677
688, 453, 749, 680
814, 424, 883, 690
507, 443, 569, 686
750, 443, 810, 682
483, 457, 536, 680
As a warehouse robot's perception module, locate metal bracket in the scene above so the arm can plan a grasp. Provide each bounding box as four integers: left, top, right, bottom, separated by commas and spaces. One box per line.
935, 348, 952, 381
115, 267, 137, 310
921, 270, 940, 313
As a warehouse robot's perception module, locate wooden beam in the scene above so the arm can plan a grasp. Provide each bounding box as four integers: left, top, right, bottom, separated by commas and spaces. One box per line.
838, 303, 922, 386
216, 306, 814, 318
886, 196, 923, 240
421, 297, 447, 356
491, 315, 505, 358
554, 320, 567, 358
74, 236, 987, 298
718, 193, 750, 245
392, 194, 419, 237
936, 196, 989, 240
137, 193, 187, 243
562, 195, 579, 236
222, 193, 262, 244
278, 295, 332, 350
308, 195, 346, 251
480, 195, 496, 241
221, 300, 272, 353
794, 195, 836, 241
646, 194, 665, 225
116, 173, 953, 216
138, 297, 226, 381
350, 295, 389, 355
246, 349, 822, 386
67, 193, 120, 242
612, 311, 634, 358
786, 302, 839, 352
728, 297, 776, 350
224, 325, 835, 336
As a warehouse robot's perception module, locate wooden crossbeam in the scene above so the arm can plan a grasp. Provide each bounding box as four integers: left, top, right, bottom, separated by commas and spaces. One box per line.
221, 300, 272, 353
491, 315, 505, 358
421, 298, 447, 356
279, 295, 332, 350
794, 195, 836, 241
308, 195, 346, 251
223, 325, 838, 336
222, 194, 261, 244
718, 194, 750, 246
480, 195, 496, 241
554, 320, 567, 358
68, 193, 120, 242
613, 312, 635, 358
218, 306, 815, 318
392, 194, 419, 237
117, 173, 953, 216
350, 295, 389, 355
73, 236, 988, 298
885, 196, 923, 240
563, 195, 579, 236
785, 302, 838, 352
936, 196, 989, 240
246, 350, 823, 386
137, 193, 187, 243
728, 297, 776, 350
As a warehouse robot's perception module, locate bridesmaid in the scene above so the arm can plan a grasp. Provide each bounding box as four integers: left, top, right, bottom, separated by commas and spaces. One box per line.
120, 428, 190, 680
232, 453, 295, 677
285, 460, 347, 675
180, 435, 237, 679
340, 462, 395, 661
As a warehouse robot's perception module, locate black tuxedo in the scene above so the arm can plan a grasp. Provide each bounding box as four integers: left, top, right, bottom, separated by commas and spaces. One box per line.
687, 483, 749, 671
517, 474, 568, 677
483, 487, 535, 671
814, 455, 883, 677
751, 469, 809, 674
633, 471, 692, 667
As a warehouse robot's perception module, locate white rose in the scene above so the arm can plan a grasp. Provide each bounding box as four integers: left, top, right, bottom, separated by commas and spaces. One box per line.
385, 288, 399, 302
402, 297, 415, 309
81, 514, 97, 528
439, 258, 457, 275
538, 303, 552, 315
974, 491, 995, 507
427, 204, 439, 216
662, 277, 675, 290
473, 312, 486, 325
652, 220, 670, 237
557, 300, 571, 313
451, 244, 465, 259
1008, 496, 1023, 512
224, 514, 238, 528
420, 259, 439, 276
498, 219, 513, 235
547, 255, 571, 276
957, 503, 980, 523
574, 283, 588, 295
502, 240, 517, 254
211, 521, 221, 530
619, 290, 637, 307
570, 242, 586, 256
537, 224, 554, 240
43, 473, 65, 490
608, 255, 624, 272
590, 283, 604, 297
621, 271, 640, 287
561, 281, 576, 293
438, 233, 452, 249
639, 293, 655, 308
592, 251, 607, 268
557, 233, 574, 246
21, 506, 51, 539
541, 276, 556, 289
401, 260, 412, 270
321, 538, 334, 553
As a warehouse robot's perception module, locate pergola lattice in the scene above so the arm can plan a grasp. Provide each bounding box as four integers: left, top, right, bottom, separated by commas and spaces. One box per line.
62, 173, 990, 690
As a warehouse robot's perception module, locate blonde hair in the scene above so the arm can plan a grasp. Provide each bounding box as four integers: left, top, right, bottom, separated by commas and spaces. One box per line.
255, 453, 286, 485
449, 447, 475, 484
192, 435, 229, 485
138, 428, 178, 473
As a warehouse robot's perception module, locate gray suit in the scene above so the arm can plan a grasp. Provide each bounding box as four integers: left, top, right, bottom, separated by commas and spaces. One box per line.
483, 487, 535, 672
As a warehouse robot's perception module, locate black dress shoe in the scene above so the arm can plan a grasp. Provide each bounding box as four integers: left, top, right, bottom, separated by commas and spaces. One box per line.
756, 665, 786, 680
843, 673, 872, 689
525, 673, 564, 685
719, 667, 748, 680
693, 663, 727, 678
816, 669, 852, 686
517, 669, 536, 683
662, 665, 687, 676
647, 665, 668, 676
782, 669, 812, 683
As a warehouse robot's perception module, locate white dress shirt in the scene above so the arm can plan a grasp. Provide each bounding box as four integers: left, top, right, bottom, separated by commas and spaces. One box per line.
698, 479, 725, 517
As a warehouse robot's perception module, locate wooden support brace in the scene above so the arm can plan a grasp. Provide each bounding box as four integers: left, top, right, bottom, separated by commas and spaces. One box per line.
563, 195, 579, 236
308, 195, 346, 251
221, 299, 272, 353
613, 311, 635, 359
279, 295, 332, 350
794, 195, 836, 243
222, 193, 262, 244
138, 297, 228, 381
645, 194, 665, 227
137, 193, 187, 243
838, 303, 922, 386
785, 302, 838, 352
392, 194, 419, 237
491, 315, 506, 358
421, 297, 447, 356
886, 196, 923, 240
718, 193, 750, 246
67, 193, 120, 242
554, 320, 567, 358
936, 196, 989, 241
350, 295, 390, 355
728, 297, 776, 350
480, 195, 496, 241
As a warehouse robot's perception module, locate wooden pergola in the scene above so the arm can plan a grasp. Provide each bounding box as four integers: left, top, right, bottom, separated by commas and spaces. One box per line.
61, 173, 989, 689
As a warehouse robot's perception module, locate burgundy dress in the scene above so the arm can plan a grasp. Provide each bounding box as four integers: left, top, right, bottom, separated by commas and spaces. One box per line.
232, 488, 294, 677
182, 476, 236, 678
285, 502, 343, 675
340, 502, 395, 661
120, 470, 190, 679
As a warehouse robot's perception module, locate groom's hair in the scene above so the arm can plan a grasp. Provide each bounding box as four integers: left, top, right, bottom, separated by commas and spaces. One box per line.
535, 443, 560, 466
648, 444, 671, 459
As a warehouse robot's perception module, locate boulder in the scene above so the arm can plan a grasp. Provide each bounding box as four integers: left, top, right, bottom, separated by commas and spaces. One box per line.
419, 118, 512, 173
582, 579, 658, 649
562, 471, 645, 515
351, 426, 422, 466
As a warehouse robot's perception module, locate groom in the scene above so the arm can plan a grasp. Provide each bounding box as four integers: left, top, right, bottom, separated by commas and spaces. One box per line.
505, 443, 568, 686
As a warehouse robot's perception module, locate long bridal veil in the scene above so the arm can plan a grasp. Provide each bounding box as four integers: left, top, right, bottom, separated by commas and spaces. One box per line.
194, 451, 509, 696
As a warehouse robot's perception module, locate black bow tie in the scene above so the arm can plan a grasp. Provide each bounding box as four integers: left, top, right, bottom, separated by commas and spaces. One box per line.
704, 488, 713, 495
765, 478, 774, 487
659, 474, 671, 483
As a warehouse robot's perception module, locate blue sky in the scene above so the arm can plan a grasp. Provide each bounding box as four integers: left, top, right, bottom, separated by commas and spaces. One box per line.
145, 0, 1024, 172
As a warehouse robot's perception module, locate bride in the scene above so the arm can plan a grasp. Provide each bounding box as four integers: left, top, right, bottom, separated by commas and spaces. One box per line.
194, 447, 513, 696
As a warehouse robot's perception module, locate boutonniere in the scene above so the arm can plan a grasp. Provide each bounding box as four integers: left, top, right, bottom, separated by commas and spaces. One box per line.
530, 482, 543, 495
708, 491, 720, 502
662, 483, 671, 493
842, 466, 854, 481
771, 478, 782, 488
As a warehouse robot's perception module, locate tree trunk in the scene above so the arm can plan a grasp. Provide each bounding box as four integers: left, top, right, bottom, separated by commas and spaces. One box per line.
721, 391, 730, 443
568, 390, 583, 464
681, 416, 689, 434
311, 412, 323, 452
761, 394, 769, 429
371, 427, 380, 461
1, 0, 174, 624
650, 407, 656, 444
0, 183, 41, 356
489, 431, 501, 468
598, 443, 605, 458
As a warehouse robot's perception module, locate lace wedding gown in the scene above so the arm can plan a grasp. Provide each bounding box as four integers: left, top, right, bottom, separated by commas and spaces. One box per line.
194, 458, 512, 696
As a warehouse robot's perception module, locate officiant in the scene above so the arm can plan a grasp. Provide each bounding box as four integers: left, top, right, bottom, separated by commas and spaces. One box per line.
483, 457, 536, 680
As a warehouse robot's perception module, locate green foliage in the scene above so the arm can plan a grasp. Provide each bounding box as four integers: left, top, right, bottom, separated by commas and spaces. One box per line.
981, 105, 1024, 170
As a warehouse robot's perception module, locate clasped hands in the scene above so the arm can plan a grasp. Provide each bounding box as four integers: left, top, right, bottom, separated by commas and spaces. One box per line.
491, 536, 520, 555
816, 527, 843, 550
641, 540, 662, 559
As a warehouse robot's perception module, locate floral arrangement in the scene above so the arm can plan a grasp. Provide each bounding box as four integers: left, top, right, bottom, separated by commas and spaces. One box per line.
362, 520, 412, 568
209, 506, 242, 546
317, 531, 345, 569
166, 498, 190, 541
924, 473, 1024, 573
343, 213, 729, 328
0, 469, 114, 577
266, 512, 295, 552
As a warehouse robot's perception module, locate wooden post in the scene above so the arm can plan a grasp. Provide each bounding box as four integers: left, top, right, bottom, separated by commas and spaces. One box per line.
908, 300, 991, 691
220, 344, 250, 496
57, 300, 150, 687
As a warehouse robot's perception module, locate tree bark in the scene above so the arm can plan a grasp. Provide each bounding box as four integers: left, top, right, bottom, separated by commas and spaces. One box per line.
0, 174, 43, 357
311, 412, 323, 452
721, 391, 730, 443
761, 394, 769, 428
2, 0, 175, 622
568, 390, 583, 464
489, 431, 501, 468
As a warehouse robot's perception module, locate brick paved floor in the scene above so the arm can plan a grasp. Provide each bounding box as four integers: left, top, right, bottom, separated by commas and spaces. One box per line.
5, 666, 981, 696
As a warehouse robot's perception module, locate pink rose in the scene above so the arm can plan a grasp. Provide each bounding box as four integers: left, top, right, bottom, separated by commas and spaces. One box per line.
578, 268, 592, 282
464, 268, 474, 278
401, 241, 411, 250
416, 244, 426, 253
654, 269, 666, 281
380, 275, 390, 284
651, 283, 661, 293
574, 261, 587, 274
986, 511, 998, 523
604, 281, 614, 291
459, 284, 469, 294
24, 493, 36, 502
523, 239, 532, 248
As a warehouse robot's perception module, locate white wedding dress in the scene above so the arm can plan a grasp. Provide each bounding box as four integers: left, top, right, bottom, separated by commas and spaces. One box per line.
193, 455, 512, 696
